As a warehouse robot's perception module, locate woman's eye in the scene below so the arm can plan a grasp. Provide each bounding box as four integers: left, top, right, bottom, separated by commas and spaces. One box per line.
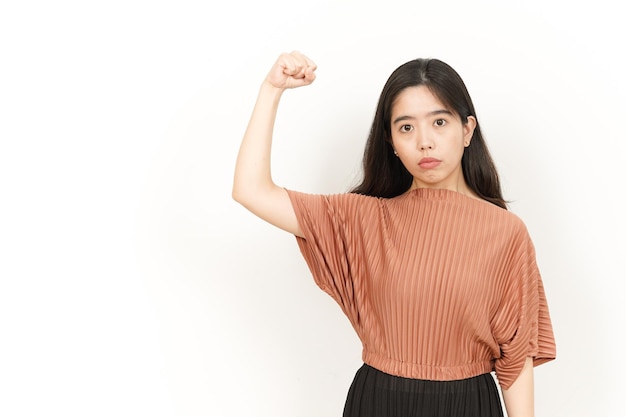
434, 119, 447, 127
400, 125, 413, 132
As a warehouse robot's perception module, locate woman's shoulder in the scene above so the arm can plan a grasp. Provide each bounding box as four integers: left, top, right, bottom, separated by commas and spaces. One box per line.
285, 188, 383, 211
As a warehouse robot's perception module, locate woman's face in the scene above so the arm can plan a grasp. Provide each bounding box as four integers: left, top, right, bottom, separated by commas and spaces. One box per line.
390, 86, 476, 192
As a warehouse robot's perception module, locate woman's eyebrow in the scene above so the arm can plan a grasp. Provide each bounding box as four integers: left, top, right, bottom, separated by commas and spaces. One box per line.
392, 109, 453, 125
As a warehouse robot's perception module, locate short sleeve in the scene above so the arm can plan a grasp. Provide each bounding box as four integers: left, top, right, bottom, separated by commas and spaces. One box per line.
286, 189, 373, 329
492, 222, 556, 390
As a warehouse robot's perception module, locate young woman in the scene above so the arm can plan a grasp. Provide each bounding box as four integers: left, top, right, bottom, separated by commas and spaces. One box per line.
232, 51, 556, 417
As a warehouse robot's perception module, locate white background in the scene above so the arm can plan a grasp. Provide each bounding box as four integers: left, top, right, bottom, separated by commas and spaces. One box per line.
1, 1, 624, 416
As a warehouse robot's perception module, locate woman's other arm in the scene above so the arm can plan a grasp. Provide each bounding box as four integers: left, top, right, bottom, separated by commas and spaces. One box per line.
232, 52, 316, 237
501, 356, 535, 417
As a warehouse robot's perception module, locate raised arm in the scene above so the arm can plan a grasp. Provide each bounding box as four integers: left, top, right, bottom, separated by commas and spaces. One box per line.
232, 51, 317, 237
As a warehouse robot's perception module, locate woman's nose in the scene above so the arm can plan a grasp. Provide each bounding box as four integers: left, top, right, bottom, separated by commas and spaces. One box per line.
416, 128, 434, 150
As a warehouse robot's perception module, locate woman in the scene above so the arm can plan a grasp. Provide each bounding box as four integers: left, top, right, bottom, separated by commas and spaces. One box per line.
232, 51, 556, 417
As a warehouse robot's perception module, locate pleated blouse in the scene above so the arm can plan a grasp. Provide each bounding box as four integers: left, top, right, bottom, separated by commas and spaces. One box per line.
286, 187, 556, 390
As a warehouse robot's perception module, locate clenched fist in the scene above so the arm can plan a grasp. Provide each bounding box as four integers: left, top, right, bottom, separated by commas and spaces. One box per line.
265, 51, 317, 90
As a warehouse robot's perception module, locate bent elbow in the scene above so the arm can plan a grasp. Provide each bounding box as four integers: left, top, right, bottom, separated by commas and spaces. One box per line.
231, 182, 258, 208
231, 181, 279, 215
231, 184, 246, 205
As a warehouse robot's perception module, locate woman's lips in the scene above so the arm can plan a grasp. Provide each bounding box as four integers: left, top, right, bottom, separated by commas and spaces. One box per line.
418, 157, 441, 169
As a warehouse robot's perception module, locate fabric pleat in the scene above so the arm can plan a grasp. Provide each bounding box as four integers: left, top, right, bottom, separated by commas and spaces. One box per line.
343, 364, 504, 417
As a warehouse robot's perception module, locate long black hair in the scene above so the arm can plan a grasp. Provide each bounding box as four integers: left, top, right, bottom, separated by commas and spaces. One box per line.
350, 58, 506, 209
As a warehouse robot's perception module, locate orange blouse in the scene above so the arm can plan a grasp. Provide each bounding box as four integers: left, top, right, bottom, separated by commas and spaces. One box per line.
287, 188, 555, 390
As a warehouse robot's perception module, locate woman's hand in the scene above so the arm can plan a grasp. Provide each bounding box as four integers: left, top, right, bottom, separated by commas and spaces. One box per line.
265, 51, 317, 90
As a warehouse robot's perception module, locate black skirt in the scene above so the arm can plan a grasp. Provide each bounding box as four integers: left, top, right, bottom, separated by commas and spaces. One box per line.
343, 364, 504, 417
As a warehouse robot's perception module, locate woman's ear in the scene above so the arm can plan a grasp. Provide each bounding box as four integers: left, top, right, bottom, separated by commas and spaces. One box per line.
463, 116, 477, 147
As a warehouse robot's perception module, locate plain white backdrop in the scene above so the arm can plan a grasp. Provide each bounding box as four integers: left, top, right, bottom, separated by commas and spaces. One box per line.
1, 1, 624, 416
